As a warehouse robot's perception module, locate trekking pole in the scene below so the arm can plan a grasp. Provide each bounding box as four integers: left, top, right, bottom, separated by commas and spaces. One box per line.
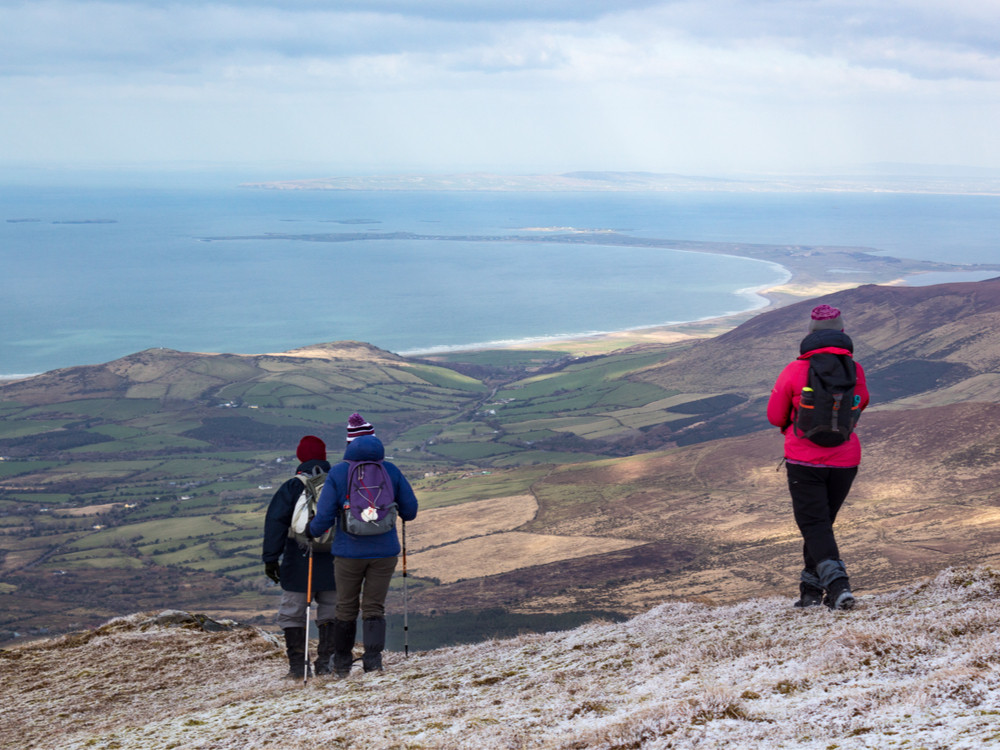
303, 542, 313, 685
402, 520, 409, 658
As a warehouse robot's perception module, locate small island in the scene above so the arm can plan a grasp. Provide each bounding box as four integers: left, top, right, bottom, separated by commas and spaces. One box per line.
51, 219, 118, 225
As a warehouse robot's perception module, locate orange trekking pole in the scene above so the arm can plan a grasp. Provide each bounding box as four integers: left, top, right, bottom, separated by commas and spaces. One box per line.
303, 542, 313, 684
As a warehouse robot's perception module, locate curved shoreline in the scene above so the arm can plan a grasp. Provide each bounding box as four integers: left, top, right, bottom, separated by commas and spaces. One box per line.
404, 266, 1000, 358
202, 228, 1000, 356
399, 267, 793, 357
399, 253, 793, 357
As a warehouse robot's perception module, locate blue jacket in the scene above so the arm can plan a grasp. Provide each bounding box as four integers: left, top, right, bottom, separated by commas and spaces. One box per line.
261, 459, 336, 593
308, 435, 418, 559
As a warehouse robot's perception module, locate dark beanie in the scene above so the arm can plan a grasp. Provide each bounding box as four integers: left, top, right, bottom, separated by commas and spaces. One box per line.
296, 435, 327, 463
809, 304, 845, 332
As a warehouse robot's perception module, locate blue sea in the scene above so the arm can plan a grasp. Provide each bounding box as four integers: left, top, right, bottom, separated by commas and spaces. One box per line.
2, 178, 998, 377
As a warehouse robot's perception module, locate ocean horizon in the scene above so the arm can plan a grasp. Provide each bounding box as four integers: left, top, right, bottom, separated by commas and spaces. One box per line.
3, 181, 998, 377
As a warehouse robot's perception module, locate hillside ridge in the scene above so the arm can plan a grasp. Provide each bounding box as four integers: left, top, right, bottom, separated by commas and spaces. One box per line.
0, 340, 405, 405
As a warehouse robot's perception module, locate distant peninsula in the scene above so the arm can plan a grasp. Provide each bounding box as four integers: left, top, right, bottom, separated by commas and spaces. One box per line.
51, 219, 118, 225
6, 218, 118, 224
241, 169, 1000, 195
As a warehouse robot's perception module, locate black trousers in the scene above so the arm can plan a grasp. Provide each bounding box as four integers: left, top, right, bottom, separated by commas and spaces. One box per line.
786, 463, 858, 570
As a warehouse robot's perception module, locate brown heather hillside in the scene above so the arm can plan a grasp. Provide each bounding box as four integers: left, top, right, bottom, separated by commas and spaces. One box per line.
402, 402, 1000, 619
627, 276, 1000, 444
398, 280, 1000, 620
639, 276, 1000, 396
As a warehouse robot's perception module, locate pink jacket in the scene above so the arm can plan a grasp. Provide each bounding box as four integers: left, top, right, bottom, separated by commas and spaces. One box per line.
767, 346, 869, 467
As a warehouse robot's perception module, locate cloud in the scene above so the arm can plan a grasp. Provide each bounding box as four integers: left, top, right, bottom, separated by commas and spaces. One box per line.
0, 0, 998, 172
4, 0, 997, 80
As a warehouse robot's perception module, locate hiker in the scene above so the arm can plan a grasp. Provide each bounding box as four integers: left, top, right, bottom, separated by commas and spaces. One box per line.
262, 435, 337, 678
767, 304, 869, 610
305, 413, 418, 677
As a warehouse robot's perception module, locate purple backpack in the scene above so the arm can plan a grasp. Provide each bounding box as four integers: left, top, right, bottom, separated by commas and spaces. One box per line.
341, 460, 397, 536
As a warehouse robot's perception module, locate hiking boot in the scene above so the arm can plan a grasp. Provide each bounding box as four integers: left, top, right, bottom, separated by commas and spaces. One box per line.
825, 578, 855, 610
314, 622, 334, 676
817, 559, 855, 611
362, 616, 386, 673
314, 659, 332, 676
793, 568, 824, 608
793, 582, 825, 608
283, 627, 309, 679
332, 619, 356, 678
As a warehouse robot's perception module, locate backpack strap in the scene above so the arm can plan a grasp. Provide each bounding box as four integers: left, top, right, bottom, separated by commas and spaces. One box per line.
295, 464, 324, 489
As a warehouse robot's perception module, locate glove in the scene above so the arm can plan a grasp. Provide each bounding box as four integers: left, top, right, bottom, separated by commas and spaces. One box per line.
302, 520, 315, 540
264, 561, 280, 584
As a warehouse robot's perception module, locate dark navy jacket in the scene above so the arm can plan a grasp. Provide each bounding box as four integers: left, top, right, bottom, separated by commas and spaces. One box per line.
308, 436, 418, 559
261, 459, 336, 593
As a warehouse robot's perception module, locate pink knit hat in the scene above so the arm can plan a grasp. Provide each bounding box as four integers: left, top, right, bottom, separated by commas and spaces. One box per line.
346, 413, 375, 442
809, 304, 844, 332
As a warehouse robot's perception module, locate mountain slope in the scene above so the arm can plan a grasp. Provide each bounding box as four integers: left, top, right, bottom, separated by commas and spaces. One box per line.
638, 276, 1000, 393
629, 276, 1000, 444
2, 567, 999, 749
405, 402, 1000, 620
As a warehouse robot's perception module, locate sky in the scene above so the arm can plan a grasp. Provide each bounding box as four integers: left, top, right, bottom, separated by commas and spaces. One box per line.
1, 0, 998, 177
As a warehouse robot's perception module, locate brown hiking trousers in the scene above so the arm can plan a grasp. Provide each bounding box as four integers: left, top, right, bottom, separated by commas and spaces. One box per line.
334, 556, 397, 621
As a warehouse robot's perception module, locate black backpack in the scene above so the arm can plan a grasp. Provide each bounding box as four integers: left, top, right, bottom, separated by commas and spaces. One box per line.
793, 352, 860, 447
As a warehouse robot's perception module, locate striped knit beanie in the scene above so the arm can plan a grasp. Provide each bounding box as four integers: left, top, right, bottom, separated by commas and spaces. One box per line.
346, 412, 375, 442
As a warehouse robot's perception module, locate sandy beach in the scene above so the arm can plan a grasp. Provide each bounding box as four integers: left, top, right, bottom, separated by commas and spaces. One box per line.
480, 279, 851, 356
413, 265, 893, 359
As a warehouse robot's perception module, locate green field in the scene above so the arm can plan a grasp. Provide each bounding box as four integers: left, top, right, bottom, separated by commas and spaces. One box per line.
0, 341, 714, 641
0, 460, 60, 478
